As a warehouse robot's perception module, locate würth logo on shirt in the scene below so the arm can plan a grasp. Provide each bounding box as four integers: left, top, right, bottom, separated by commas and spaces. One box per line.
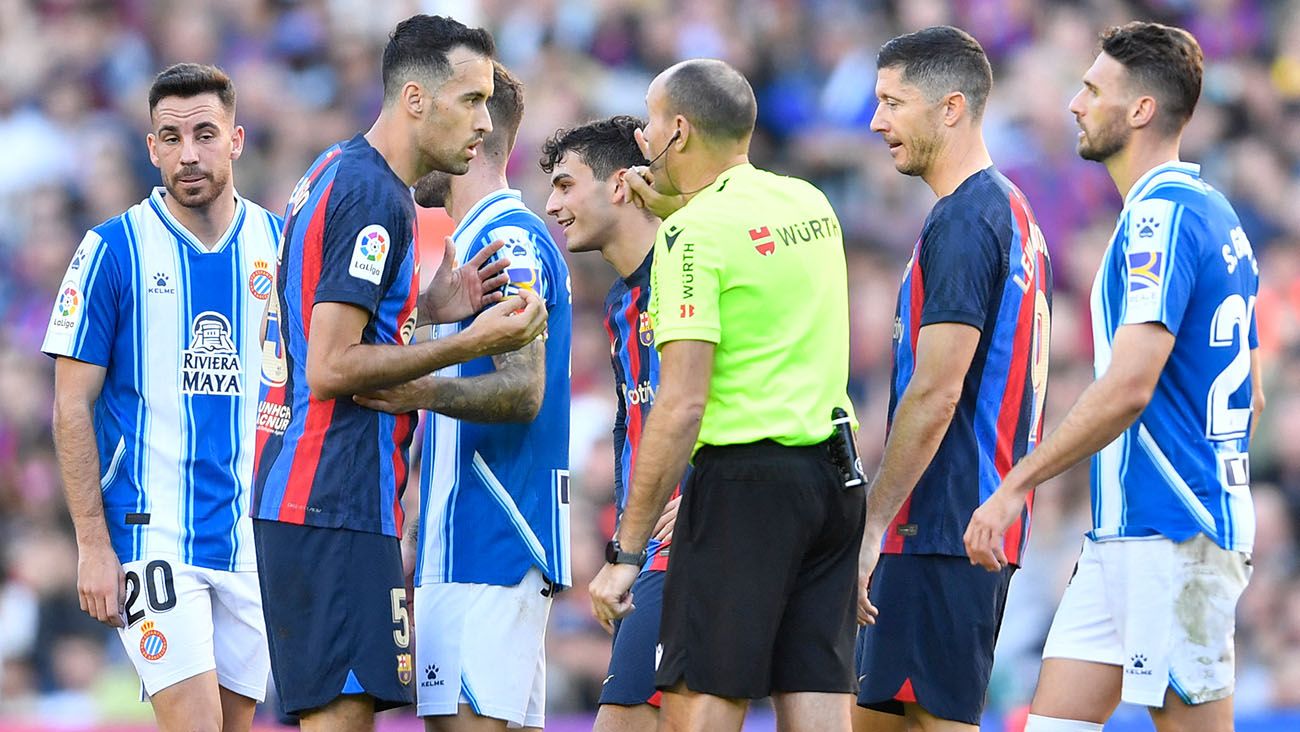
750, 226, 776, 256
182, 311, 242, 395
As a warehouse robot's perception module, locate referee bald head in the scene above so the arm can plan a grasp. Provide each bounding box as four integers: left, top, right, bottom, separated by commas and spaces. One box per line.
642, 59, 756, 196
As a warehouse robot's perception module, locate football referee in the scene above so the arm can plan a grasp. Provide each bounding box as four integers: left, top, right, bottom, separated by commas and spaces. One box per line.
589, 58, 864, 732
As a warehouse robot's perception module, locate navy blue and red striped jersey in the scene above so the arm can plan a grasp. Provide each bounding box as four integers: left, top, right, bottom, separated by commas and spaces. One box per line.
253, 134, 420, 538
883, 167, 1052, 565
603, 250, 681, 572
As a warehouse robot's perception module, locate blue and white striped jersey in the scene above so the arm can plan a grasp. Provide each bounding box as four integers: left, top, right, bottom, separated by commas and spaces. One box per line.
1089, 162, 1258, 552
42, 187, 281, 571
417, 189, 572, 589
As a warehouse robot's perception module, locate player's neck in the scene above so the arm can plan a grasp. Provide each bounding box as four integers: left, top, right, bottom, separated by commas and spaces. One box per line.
1108, 136, 1182, 200
365, 114, 420, 187
162, 188, 237, 249
446, 165, 510, 225
603, 217, 658, 278
923, 134, 993, 198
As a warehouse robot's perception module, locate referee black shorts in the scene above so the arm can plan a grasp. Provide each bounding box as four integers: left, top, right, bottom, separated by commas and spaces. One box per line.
655, 439, 866, 699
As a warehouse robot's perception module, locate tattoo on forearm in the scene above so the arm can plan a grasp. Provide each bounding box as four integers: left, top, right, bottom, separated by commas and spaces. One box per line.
428, 340, 545, 423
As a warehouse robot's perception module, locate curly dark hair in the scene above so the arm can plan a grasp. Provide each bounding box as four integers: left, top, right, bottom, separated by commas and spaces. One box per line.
539, 115, 648, 181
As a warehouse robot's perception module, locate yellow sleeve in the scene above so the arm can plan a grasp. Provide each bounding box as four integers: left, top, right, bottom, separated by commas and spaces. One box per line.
649, 215, 721, 347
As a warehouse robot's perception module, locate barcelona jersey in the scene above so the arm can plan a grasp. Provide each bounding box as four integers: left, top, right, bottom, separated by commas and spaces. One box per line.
253, 134, 419, 538
603, 250, 682, 572
884, 167, 1053, 565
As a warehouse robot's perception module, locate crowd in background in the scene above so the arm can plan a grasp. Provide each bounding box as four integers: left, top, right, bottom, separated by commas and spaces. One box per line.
1, 0, 1299, 726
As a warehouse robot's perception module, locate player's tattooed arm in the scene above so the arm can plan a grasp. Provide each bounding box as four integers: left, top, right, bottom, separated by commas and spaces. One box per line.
52, 357, 126, 628
354, 339, 546, 423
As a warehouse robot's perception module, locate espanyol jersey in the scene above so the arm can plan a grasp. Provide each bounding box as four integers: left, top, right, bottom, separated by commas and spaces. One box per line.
603, 250, 681, 572
42, 188, 281, 571
417, 189, 572, 588
1089, 162, 1258, 552
253, 134, 420, 537
883, 168, 1052, 564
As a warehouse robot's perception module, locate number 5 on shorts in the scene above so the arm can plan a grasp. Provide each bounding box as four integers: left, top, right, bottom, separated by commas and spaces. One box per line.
391, 588, 410, 649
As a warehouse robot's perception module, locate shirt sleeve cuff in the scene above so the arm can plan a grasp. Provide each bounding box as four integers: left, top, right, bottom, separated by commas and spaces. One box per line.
654, 326, 721, 348
919, 309, 985, 330
314, 289, 379, 315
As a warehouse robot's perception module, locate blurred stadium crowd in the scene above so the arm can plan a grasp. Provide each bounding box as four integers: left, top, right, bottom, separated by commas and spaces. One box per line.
1, 0, 1299, 727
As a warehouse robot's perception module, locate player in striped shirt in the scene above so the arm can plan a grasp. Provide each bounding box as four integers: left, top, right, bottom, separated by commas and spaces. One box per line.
251, 17, 546, 731
854, 27, 1053, 732
539, 115, 683, 731
967, 23, 1261, 732
45, 63, 277, 731
357, 62, 570, 732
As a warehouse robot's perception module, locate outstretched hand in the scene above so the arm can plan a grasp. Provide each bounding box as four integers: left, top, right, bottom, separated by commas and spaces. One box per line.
420, 237, 510, 325
462, 289, 548, 357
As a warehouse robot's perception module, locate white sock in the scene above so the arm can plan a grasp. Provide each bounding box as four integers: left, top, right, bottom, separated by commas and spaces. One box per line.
1023, 713, 1104, 732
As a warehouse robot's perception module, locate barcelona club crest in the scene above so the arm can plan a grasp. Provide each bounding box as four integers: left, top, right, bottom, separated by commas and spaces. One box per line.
397, 653, 413, 685
638, 312, 654, 347
139, 621, 167, 661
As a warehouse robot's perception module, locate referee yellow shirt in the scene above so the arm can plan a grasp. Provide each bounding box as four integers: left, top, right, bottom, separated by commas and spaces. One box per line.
649, 163, 856, 452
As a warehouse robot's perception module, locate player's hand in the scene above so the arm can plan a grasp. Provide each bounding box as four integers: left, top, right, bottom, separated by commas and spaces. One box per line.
856, 536, 881, 626
964, 487, 1023, 571
353, 374, 433, 414
616, 167, 685, 220
652, 495, 680, 544
420, 237, 510, 324
463, 289, 548, 356
77, 540, 125, 628
589, 561, 639, 634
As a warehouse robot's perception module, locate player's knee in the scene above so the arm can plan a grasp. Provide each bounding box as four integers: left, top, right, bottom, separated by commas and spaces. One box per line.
1023, 714, 1103, 732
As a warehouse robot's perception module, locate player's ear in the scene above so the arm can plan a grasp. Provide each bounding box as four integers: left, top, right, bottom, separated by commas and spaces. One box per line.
942, 91, 966, 128
230, 125, 246, 161
402, 81, 425, 119
1129, 95, 1157, 130
146, 132, 161, 168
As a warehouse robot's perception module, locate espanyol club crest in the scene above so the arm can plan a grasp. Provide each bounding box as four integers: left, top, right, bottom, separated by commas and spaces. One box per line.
249, 259, 273, 301
139, 621, 167, 661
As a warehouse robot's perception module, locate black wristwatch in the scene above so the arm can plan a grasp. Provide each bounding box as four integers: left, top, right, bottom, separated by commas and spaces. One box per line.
605, 539, 647, 567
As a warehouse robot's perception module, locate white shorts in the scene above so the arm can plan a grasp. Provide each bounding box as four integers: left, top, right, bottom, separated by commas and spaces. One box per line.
1042, 534, 1251, 707
116, 558, 269, 701
414, 567, 552, 728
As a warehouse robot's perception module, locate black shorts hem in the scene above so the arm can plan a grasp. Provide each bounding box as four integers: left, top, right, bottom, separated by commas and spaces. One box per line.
655, 441, 865, 699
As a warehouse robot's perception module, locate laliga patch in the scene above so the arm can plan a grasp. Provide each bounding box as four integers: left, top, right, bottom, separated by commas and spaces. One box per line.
139, 621, 168, 661
349, 224, 390, 285
50, 280, 82, 332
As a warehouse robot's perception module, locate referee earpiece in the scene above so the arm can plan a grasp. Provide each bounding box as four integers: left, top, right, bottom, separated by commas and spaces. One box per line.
646, 129, 682, 168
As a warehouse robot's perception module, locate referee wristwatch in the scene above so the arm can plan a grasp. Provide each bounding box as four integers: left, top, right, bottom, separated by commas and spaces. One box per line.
604, 539, 647, 567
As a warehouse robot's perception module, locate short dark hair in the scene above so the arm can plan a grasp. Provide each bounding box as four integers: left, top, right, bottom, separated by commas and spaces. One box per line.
381, 14, 495, 103
876, 26, 993, 120
539, 115, 649, 180
484, 62, 524, 156
148, 63, 235, 115
662, 60, 756, 143
1100, 22, 1203, 136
